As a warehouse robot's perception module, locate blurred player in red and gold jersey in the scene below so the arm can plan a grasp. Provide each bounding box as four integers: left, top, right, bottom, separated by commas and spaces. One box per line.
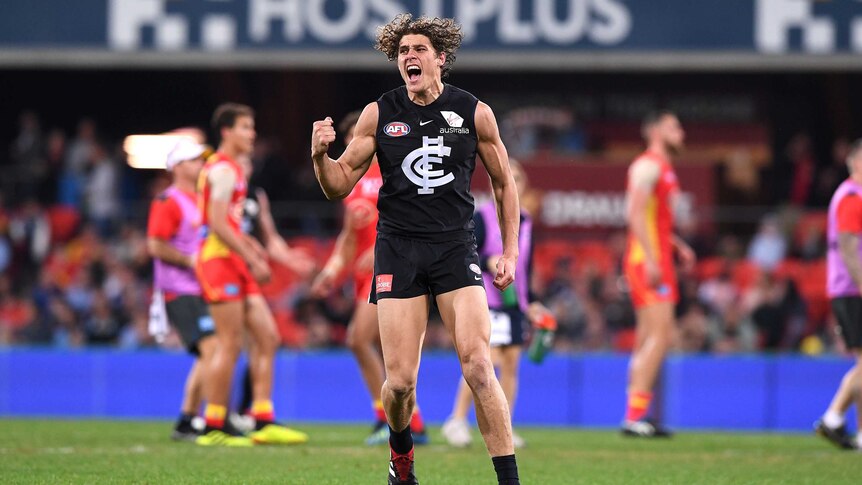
622, 111, 695, 437
311, 111, 427, 446
195, 103, 307, 447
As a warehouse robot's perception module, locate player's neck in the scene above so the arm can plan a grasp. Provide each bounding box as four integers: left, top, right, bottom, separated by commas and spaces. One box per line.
407, 80, 445, 106
173, 177, 196, 195
851, 172, 862, 186
647, 143, 671, 162
217, 144, 243, 161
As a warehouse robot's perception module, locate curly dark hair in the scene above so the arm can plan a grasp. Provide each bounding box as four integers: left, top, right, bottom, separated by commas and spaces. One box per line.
375, 14, 463, 79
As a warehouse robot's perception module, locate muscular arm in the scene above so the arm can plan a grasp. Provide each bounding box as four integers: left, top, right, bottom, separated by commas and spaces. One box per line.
839, 232, 862, 290
311, 103, 378, 200
207, 166, 259, 264
475, 101, 519, 289
626, 159, 661, 265
147, 238, 193, 268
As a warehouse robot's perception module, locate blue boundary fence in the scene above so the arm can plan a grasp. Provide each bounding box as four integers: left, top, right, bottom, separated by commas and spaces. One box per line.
0, 349, 854, 432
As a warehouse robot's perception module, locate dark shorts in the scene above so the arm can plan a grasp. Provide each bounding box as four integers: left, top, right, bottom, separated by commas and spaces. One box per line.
165, 295, 216, 356
832, 296, 862, 350
369, 233, 484, 303
489, 307, 527, 347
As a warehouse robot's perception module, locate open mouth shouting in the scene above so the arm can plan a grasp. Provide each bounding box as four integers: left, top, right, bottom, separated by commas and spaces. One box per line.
406, 64, 422, 84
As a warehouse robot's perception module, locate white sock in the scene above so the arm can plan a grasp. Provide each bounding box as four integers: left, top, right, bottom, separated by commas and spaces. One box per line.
823, 410, 845, 429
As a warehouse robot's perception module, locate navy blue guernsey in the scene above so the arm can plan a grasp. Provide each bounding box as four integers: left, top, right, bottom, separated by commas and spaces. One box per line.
375, 84, 479, 241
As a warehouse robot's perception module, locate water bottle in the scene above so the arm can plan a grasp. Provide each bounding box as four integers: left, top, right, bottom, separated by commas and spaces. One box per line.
502, 284, 518, 307
528, 313, 557, 364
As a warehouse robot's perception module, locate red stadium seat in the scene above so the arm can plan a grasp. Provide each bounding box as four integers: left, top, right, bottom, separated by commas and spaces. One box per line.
47, 205, 80, 243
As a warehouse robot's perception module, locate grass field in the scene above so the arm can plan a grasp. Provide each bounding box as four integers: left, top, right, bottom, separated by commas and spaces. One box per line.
0, 420, 855, 484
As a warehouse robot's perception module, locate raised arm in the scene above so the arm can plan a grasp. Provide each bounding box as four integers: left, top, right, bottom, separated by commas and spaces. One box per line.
311, 102, 378, 200
475, 101, 519, 291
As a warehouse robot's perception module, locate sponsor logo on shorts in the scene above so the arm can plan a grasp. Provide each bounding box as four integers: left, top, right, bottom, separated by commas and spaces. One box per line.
376, 274, 393, 293
225, 284, 240, 296
469, 264, 482, 275
384, 122, 410, 137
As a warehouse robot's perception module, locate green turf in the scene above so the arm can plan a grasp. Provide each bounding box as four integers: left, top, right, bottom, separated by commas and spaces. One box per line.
0, 420, 855, 484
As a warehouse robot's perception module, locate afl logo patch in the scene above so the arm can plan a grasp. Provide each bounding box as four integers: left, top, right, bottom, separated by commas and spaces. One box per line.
469, 264, 482, 275
384, 122, 411, 137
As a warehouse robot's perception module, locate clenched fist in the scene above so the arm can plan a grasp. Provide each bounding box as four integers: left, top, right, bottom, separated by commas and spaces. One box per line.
311, 117, 336, 159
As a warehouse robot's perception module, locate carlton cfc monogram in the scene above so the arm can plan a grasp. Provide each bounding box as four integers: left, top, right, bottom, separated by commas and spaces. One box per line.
401, 136, 454, 195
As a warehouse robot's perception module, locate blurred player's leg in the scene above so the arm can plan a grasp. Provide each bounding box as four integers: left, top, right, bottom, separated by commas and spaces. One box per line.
437, 287, 517, 481
347, 299, 389, 444
378, 296, 429, 485
443, 378, 474, 447
172, 360, 204, 441
244, 294, 308, 445
496, 345, 525, 448
623, 300, 674, 437
816, 359, 859, 449
197, 300, 252, 447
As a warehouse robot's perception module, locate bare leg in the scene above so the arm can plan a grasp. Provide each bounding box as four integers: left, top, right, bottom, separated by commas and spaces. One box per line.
244, 295, 280, 404
827, 365, 858, 419
496, 346, 522, 416
180, 360, 203, 415
347, 300, 386, 403
206, 301, 245, 409
377, 296, 429, 433
854, 354, 862, 435
437, 287, 514, 457
451, 377, 475, 420
628, 301, 675, 394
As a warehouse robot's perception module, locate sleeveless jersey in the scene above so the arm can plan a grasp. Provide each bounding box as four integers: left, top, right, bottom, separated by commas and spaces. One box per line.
827, 179, 862, 298
375, 84, 479, 241
344, 162, 382, 272
197, 152, 247, 262
624, 151, 679, 268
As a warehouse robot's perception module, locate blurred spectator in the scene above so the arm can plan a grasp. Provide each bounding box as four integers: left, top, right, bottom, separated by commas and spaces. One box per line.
501, 107, 586, 158
677, 302, 710, 352
709, 305, 757, 353
42, 128, 67, 203
7, 199, 51, 289
780, 133, 817, 206
9, 111, 46, 201
0, 275, 35, 344
0, 192, 11, 274
60, 118, 97, 208
746, 273, 806, 350
747, 215, 787, 270
83, 290, 122, 345
698, 261, 738, 317
84, 142, 120, 237
811, 137, 851, 207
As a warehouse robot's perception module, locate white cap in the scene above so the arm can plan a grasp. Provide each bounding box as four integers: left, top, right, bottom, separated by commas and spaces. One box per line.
166, 137, 205, 171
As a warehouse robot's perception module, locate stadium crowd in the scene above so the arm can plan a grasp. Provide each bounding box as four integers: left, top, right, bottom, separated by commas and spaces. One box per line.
0, 110, 850, 355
